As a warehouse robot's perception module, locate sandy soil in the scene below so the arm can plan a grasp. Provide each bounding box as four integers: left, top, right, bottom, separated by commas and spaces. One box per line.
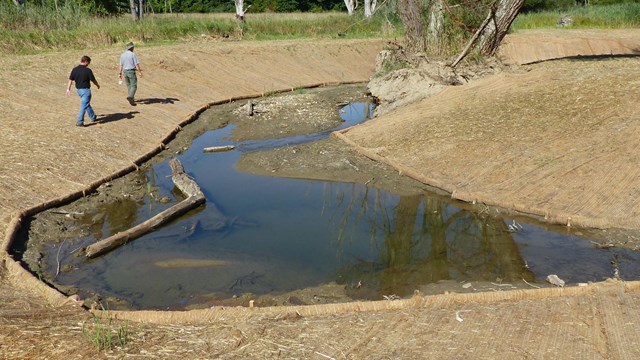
2, 30, 640, 359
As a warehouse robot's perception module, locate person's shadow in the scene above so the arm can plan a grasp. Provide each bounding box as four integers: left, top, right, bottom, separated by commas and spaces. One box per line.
137, 97, 180, 105
87, 111, 139, 126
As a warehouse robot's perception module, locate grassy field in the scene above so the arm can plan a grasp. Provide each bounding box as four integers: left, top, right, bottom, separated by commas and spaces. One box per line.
513, 3, 640, 29
0, 8, 399, 54
0, 2, 638, 55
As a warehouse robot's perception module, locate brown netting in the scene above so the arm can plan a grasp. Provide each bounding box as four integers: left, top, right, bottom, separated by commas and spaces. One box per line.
2, 32, 640, 359
336, 50, 640, 230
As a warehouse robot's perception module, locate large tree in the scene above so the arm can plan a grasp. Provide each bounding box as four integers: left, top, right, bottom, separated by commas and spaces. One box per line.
477, 0, 525, 55
398, 0, 425, 52
400, 0, 525, 61
129, 0, 139, 20
364, 0, 377, 18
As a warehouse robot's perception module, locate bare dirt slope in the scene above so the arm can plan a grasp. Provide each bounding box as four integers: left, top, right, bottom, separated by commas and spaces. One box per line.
2, 30, 640, 359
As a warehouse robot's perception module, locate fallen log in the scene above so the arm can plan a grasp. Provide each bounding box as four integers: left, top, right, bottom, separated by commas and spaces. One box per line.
203, 145, 235, 153
85, 158, 205, 258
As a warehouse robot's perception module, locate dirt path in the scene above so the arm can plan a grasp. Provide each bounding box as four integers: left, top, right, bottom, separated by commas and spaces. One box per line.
2, 31, 640, 359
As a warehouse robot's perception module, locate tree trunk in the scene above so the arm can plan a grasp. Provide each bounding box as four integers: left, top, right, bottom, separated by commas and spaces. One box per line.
364, 0, 376, 18
344, 0, 356, 16
129, 0, 139, 20
398, 0, 425, 52
426, 0, 444, 39
235, 0, 243, 20
477, 0, 524, 56
425, 0, 444, 53
450, 10, 492, 68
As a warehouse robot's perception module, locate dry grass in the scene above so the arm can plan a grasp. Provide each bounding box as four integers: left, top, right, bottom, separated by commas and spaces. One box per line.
2, 31, 640, 359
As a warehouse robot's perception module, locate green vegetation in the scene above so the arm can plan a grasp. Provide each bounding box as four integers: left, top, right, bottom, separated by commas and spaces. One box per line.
83, 309, 131, 351
1, 0, 638, 55
514, 2, 640, 29
0, 4, 399, 54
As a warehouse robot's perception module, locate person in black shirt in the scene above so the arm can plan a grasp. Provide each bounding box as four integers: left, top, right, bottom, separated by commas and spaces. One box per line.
66, 55, 100, 127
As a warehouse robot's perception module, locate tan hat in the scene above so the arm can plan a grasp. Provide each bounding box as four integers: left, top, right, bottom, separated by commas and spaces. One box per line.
126, 42, 135, 50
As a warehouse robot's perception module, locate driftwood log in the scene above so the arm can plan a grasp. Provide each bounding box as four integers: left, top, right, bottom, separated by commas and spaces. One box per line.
85, 158, 205, 258
203, 145, 235, 153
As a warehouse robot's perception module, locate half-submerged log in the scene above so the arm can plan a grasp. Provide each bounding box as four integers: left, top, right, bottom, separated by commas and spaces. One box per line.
85, 159, 205, 258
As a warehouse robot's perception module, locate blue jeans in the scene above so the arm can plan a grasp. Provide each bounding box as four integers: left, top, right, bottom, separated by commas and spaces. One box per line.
76, 88, 96, 125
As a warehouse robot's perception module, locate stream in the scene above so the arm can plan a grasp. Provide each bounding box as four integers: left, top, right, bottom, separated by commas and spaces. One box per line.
13, 97, 640, 310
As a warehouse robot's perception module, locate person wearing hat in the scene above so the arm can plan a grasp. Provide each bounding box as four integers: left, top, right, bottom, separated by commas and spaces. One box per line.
66, 55, 100, 127
118, 42, 142, 106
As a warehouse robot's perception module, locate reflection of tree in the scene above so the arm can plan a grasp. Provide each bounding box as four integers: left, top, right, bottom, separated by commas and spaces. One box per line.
80, 171, 148, 240
332, 187, 535, 300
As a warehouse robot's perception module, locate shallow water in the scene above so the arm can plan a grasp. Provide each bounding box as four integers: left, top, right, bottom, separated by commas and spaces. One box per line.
30, 102, 640, 310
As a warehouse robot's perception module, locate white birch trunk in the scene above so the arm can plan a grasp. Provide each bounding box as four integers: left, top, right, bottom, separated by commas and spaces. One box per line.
364, 0, 377, 17
235, 0, 250, 20
426, 0, 444, 39
344, 0, 356, 16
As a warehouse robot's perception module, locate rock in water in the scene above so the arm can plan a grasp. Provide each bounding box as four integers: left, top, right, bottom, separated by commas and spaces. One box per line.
546, 274, 565, 287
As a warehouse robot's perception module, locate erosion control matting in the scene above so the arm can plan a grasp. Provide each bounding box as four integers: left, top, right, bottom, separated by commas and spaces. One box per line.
2, 31, 640, 359
338, 56, 640, 230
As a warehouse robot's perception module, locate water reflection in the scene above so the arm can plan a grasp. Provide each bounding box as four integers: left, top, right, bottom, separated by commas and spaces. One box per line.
21, 100, 640, 310
77, 169, 176, 240
333, 190, 535, 299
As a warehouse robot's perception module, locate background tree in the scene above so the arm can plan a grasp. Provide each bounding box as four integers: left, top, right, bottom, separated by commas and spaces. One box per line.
129, 0, 139, 20
425, 0, 444, 54
399, 0, 526, 63
398, 0, 424, 52
364, 0, 377, 17
235, 0, 250, 19
477, 0, 525, 56
343, 0, 355, 15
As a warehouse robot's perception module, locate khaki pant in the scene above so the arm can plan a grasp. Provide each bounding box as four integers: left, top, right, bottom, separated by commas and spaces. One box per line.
123, 69, 137, 99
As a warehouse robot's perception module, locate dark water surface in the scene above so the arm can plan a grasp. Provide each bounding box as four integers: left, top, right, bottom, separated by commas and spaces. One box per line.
31, 102, 640, 309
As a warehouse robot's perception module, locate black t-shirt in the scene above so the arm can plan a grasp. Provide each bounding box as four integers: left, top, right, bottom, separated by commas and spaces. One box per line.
69, 65, 96, 89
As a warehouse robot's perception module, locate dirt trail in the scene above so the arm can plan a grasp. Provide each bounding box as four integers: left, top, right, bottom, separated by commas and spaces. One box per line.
2, 31, 640, 359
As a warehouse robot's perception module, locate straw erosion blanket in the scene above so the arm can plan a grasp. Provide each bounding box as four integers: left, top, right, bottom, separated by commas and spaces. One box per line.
341, 29, 640, 234
2, 30, 640, 359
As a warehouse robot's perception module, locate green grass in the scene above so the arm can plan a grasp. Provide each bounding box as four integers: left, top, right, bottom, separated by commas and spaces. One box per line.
83, 309, 131, 352
513, 3, 640, 29
2, 2, 637, 55
0, 6, 401, 54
